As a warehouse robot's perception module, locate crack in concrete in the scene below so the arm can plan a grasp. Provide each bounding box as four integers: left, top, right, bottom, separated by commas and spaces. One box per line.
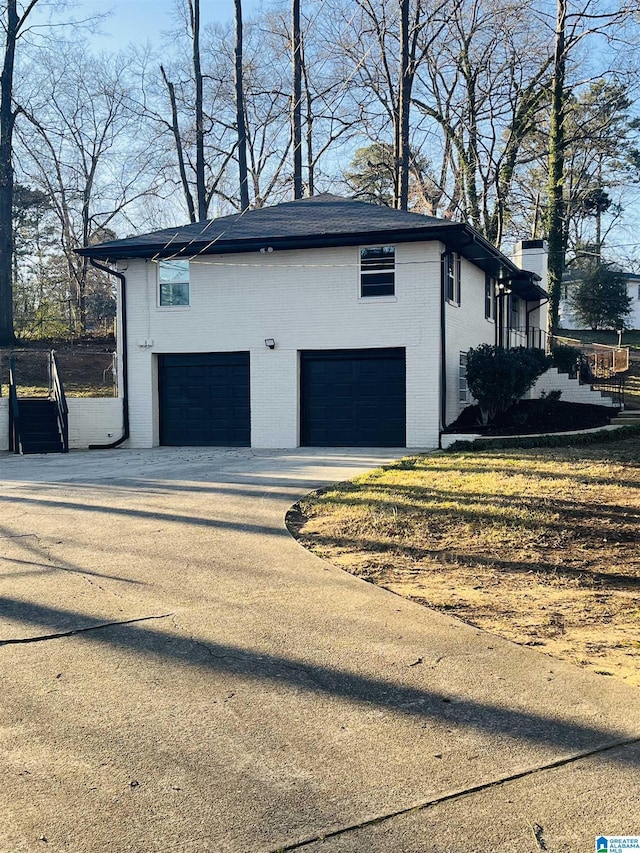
0, 533, 39, 540
169, 614, 328, 690
0, 613, 175, 647
530, 821, 548, 851
189, 639, 330, 691
269, 735, 640, 852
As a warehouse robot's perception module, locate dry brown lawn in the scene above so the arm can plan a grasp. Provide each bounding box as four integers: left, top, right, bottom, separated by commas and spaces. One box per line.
290, 435, 640, 687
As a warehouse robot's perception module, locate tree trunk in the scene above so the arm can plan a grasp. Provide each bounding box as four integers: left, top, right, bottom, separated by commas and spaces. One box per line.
546, 0, 567, 335
190, 0, 207, 220
161, 65, 197, 223
0, 0, 19, 345
397, 0, 411, 210
291, 0, 303, 199
304, 59, 314, 197
234, 0, 250, 211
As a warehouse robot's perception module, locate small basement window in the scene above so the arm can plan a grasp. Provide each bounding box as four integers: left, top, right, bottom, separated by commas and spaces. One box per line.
158, 259, 190, 306
459, 351, 469, 404
360, 246, 395, 297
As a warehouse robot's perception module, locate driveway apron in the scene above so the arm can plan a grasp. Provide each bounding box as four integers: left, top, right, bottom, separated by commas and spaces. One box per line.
0, 448, 639, 853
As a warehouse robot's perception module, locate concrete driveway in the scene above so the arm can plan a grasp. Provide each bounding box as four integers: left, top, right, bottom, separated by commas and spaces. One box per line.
1, 447, 639, 853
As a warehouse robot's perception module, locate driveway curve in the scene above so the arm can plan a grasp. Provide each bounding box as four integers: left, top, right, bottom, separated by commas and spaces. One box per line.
1, 448, 639, 853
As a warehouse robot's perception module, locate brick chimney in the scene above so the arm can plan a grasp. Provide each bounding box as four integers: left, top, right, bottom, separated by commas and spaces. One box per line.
512, 239, 548, 293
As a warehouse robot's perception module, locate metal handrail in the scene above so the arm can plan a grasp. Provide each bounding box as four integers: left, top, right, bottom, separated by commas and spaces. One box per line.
8, 355, 21, 453
510, 326, 547, 351
591, 374, 626, 409
49, 350, 69, 453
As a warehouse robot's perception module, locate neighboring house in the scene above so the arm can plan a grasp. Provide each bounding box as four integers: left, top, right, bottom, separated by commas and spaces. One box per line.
75, 194, 548, 450
559, 269, 640, 330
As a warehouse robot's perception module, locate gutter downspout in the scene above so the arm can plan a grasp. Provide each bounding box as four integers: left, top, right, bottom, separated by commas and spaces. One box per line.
526, 296, 550, 350
439, 251, 447, 447
88, 258, 130, 449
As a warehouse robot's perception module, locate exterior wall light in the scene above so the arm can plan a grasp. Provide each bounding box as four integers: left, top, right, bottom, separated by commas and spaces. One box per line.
265, 339, 276, 349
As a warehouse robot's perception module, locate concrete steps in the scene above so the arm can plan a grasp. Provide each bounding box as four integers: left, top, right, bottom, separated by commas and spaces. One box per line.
610, 410, 640, 424
529, 367, 618, 408
16, 398, 64, 454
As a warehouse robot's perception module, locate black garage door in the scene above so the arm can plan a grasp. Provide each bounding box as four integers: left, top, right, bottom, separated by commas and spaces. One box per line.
301, 348, 406, 447
158, 352, 250, 446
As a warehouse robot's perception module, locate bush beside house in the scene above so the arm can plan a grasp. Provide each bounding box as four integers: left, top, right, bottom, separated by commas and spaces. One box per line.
465, 344, 551, 425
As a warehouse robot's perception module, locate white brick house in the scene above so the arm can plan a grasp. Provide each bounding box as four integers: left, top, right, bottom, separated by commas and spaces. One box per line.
76, 194, 547, 450
560, 270, 640, 331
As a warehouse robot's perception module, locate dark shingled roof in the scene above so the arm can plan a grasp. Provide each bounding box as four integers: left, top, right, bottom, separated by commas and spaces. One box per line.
78, 193, 546, 300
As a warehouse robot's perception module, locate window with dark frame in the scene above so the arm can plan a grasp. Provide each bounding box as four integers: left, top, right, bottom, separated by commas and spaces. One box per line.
485, 274, 496, 320
444, 251, 461, 305
459, 352, 468, 404
158, 259, 190, 306
360, 246, 395, 297
510, 293, 521, 329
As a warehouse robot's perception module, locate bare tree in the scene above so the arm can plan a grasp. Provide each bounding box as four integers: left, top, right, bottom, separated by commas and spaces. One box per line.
160, 63, 197, 222
189, 0, 207, 220
234, 0, 250, 210
0, 0, 41, 345
546, 0, 567, 334
330, 0, 452, 209
291, 0, 303, 198
266, 0, 361, 197
411, 0, 554, 239
17, 47, 160, 332
154, 1, 238, 221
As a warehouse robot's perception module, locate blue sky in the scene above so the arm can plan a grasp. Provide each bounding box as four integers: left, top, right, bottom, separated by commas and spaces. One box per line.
31, 0, 266, 49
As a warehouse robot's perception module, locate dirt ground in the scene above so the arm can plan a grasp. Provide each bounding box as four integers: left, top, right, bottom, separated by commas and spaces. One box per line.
290, 440, 640, 689
311, 551, 640, 688
0, 341, 116, 396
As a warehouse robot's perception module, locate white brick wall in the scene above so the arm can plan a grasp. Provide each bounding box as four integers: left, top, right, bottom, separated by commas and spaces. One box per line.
123, 242, 443, 449
0, 399, 7, 451
444, 258, 497, 426
67, 398, 124, 448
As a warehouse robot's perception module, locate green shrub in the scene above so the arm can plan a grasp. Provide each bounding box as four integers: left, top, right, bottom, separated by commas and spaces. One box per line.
551, 344, 581, 375
465, 345, 551, 425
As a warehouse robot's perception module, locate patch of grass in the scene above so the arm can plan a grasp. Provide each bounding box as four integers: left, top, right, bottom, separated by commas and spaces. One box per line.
291, 436, 640, 686
1, 383, 114, 398
556, 329, 640, 350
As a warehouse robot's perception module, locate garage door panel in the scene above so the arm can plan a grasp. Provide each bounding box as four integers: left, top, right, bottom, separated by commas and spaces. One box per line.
301, 348, 405, 447
159, 352, 250, 446
185, 365, 208, 378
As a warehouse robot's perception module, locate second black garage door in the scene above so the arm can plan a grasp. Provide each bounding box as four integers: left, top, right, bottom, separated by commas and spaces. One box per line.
158, 352, 250, 446
301, 348, 406, 447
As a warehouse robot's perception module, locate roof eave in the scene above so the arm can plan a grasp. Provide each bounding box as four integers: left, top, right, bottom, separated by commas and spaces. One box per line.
76, 220, 547, 301
75, 223, 463, 261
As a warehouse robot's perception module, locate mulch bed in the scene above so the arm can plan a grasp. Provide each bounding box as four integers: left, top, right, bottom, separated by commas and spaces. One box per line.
446, 400, 616, 436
